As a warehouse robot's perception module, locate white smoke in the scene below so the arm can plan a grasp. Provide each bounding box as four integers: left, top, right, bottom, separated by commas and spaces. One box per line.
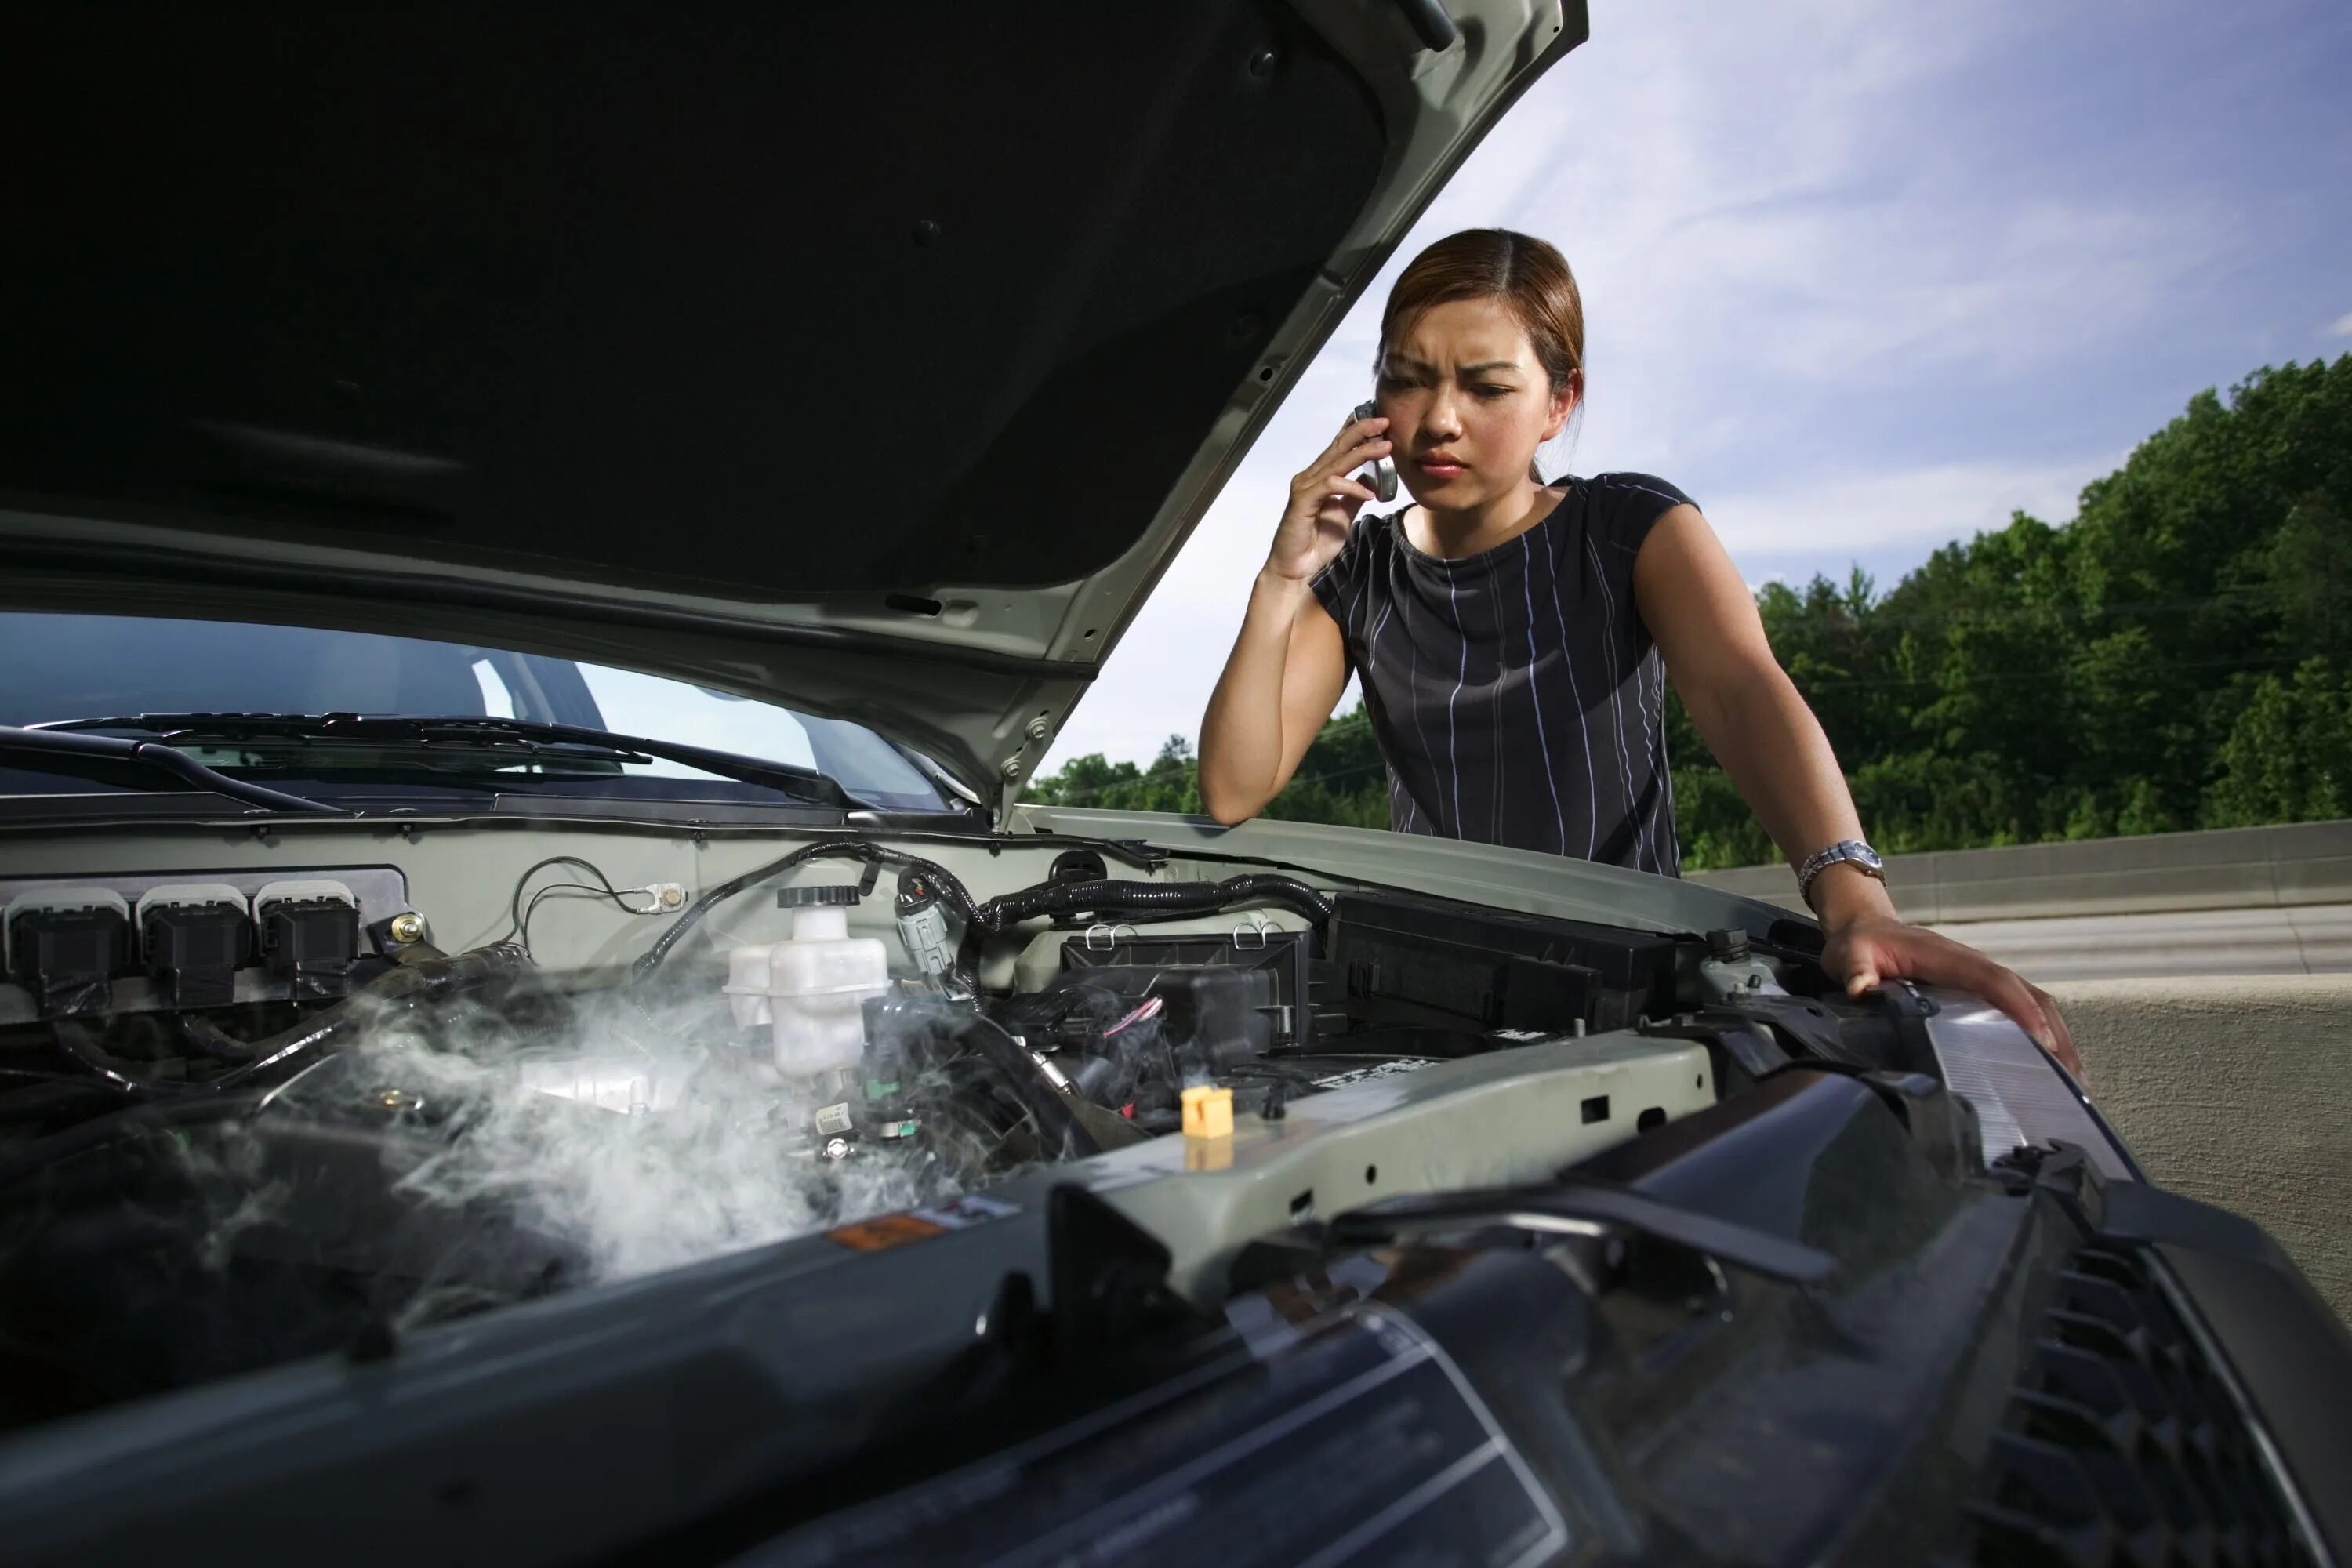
310, 981, 964, 1287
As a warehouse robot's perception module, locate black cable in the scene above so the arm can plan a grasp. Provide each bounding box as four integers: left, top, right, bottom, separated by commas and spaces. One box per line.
0, 1078, 124, 1125
0, 1092, 269, 1189
973, 873, 1335, 930
169, 942, 528, 1090
499, 856, 647, 957
952, 1013, 1103, 1160
633, 837, 871, 979
51, 1021, 172, 1097
517, 880, 657, 960
631, 840, 982, 981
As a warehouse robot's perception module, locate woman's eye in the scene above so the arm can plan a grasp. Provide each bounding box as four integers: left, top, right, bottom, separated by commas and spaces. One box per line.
1472, 385, 1512, 400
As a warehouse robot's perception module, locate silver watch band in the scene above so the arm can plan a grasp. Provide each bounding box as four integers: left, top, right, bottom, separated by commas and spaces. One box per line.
1797, 840, 1882, 906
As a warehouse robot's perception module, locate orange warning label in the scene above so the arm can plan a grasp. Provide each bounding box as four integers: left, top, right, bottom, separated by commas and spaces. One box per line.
826, 1213, 948, 1252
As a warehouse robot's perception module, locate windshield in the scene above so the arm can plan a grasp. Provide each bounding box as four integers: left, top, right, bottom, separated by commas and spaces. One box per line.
0, 613, 946, 812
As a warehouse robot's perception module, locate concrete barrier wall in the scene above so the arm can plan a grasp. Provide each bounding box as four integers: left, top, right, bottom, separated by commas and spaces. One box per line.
1690, 820, 2352, 980
2055, 974, 2352, 1326
1691, 818, 2352, 925
1931, 906, 2352, 982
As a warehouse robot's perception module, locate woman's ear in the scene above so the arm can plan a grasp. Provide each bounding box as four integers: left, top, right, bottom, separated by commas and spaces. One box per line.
1543, 371, 1581, 441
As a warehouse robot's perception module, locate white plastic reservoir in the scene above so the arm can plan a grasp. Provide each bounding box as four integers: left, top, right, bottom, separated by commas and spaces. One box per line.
723, 886, 889, 1076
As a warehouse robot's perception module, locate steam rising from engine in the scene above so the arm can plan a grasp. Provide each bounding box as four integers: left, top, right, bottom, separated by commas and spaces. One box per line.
291, 983, 971, 1286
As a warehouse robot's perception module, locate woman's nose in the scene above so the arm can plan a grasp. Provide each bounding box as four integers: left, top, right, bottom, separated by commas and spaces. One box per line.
1422, 392, 1465, 440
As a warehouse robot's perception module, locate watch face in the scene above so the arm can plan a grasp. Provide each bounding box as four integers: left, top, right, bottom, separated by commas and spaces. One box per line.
1850, 844, 1885, 873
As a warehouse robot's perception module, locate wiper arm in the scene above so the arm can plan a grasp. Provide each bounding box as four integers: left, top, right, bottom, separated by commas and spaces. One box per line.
0, 725, 348, 816
1326, 1179, 1835, 1284
35, 713, 852, 808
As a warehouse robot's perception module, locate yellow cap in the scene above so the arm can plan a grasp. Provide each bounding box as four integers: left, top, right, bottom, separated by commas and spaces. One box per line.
1180, 1084, 1234, 1141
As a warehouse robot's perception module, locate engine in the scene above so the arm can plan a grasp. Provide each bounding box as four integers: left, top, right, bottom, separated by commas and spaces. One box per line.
0, 844, 1711, 1431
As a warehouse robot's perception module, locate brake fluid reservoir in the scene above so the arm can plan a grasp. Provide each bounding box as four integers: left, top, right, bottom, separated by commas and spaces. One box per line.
756, 885, 889, 1076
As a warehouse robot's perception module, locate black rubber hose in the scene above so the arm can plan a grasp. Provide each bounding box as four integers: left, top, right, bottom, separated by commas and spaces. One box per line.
0, 1092, 268, 1189
166, 942, 528, 1091
953, 1013, 1104, 1160
0, 1078, 125, 1125
632, 840, 981, 980
972, 873, 1334, 931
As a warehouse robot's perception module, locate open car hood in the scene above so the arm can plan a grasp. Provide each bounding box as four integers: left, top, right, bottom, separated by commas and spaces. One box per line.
0, 1, 1585, 811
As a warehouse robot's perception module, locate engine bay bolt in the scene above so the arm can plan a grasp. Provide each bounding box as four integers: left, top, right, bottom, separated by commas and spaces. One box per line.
822, 1136, 851, 1161
1001, 757, 1023, 780
1025, 717, 1051, 742
387, 912, 427, 946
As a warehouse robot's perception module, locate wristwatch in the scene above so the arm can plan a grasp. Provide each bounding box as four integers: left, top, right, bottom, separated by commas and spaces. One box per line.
1796, 840, 1885, 909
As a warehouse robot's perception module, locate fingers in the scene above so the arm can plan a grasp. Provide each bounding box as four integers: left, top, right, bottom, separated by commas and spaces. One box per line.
2027, 982, 2086, 1085
1290, 451, 1388, 504
1843, 952, 1881, 996
1965, 960, 2085, 1080
1305, 416, 1390, 477
1829, 920, 2090, 1090
1839, 923, 2088, 1086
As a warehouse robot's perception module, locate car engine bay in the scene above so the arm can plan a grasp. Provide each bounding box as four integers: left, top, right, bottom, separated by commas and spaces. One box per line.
0, 827, 1834, 1433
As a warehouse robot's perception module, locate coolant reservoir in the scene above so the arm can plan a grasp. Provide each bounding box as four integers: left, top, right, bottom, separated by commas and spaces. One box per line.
723, 885, 889, 1076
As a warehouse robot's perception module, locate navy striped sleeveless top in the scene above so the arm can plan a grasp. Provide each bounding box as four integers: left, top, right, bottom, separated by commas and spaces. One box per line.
1308, 472, 1692, 873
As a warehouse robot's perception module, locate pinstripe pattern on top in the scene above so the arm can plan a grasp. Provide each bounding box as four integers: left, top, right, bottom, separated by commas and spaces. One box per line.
1310, 473, 1691, 873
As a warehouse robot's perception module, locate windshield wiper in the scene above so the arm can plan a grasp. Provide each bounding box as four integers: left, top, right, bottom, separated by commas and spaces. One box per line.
31, 713, 853, 809
0, 724, 348, 815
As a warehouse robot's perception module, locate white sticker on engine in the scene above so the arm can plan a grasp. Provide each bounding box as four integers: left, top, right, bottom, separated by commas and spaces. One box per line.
910, 1192, 1021, 1231
1309, 1058, 1440, 1091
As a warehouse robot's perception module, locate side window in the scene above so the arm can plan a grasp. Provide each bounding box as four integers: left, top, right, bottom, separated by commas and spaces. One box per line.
470, 659, 517, 719
575, 664, 818, 776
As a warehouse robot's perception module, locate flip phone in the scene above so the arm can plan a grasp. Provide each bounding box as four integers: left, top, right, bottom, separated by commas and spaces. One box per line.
1350, 400, 1399, 503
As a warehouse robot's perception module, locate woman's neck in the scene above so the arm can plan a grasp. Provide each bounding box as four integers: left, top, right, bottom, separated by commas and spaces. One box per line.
1408, 477, 1559, 560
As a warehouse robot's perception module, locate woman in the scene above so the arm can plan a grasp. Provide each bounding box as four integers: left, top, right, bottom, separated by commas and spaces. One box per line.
1199, 228, 2081, 1077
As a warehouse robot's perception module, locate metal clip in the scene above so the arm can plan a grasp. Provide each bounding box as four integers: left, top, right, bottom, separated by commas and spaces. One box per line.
1231, 915, 1272, 949
1083, 922, 1138, 951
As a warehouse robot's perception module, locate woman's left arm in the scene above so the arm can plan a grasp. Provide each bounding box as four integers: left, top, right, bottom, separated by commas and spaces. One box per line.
1632, 505, 2084, 1080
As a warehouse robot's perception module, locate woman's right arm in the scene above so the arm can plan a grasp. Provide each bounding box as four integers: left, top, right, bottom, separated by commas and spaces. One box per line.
1198, 413, 1391, 824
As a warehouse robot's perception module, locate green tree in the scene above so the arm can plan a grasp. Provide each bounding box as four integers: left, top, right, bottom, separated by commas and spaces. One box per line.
2204, 659, 2352, 827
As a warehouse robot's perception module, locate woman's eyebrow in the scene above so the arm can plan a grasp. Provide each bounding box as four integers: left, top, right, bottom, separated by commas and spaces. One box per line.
1384, 354, 1523, 376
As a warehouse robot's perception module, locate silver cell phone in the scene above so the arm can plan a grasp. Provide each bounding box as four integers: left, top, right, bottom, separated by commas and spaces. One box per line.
1351, 400, 1399, 503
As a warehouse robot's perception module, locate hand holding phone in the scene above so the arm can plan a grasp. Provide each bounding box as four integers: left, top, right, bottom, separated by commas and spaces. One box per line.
1266, 406, 1392, 583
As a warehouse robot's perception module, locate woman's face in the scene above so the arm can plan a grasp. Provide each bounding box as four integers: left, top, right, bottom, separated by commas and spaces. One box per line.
1376, 296, 1577, 510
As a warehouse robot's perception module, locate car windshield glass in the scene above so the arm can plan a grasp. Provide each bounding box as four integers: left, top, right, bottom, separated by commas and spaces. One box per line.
0, 613, 945, 811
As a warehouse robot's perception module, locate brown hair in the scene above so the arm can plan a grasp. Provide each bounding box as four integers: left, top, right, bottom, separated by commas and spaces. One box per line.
1378, 229, 1584, 479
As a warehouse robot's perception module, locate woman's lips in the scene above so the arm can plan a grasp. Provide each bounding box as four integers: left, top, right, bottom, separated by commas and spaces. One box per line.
1414, 457, 1467, 479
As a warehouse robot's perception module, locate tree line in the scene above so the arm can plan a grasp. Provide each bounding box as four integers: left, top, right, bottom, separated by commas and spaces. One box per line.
1025, 356, 2352, 869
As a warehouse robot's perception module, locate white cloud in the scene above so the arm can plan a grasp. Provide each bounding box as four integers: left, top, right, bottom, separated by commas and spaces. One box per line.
1703, 454, 2116, 573
2328, 310, 2352, 338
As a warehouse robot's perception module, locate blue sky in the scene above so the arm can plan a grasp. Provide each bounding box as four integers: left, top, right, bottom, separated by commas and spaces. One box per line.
1047, 0, 2352, 768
